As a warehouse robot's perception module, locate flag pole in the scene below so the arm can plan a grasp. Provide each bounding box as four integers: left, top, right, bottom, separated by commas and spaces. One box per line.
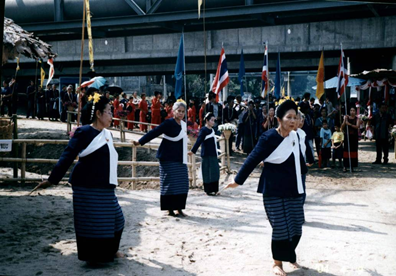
182, 27, 188, 122
77, 0, 86, 126
341, 43, 352, 173
266, 41, 269, 111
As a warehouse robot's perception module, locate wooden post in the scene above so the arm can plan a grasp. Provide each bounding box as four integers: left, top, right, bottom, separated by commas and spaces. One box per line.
12, 115, 18, 178
220, 138, 226, 169
119, 119, 124, 142
67, 112, 71, 134
226, 138, 230, 171
21, 142, 26, 184
132, 145, 137, 190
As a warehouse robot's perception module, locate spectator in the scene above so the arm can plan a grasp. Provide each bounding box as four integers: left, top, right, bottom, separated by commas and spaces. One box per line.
320, 120, 332, 168
263, 106, 278, 131
205, 92, 223, 130
26, 80, 36, 119
371, 102, 393, 164
126, 96, 136, 130
151, 91, 162, 129
331, 124, 344, 168
1, 80, 12, 117
242, 101, 258, 154
341, 106, 360, 172
112, 94, 120, 127
139, 93, 148, 132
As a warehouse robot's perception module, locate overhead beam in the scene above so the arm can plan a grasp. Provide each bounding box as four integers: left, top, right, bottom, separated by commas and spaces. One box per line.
245, 0, 254, 5
147, 0, 163, 14
367, 4, 380, 17
54, 0, 64, 22
22, 1, 367, 32
124, 0, 146, 15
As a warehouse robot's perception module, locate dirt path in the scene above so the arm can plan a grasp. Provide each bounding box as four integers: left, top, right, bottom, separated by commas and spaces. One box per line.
0, 119, 395, 276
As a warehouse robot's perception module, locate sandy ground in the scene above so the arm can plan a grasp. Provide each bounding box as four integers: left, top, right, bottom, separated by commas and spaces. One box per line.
0, 118, 396, 276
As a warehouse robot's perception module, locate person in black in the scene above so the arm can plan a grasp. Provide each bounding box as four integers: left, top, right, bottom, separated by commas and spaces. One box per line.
49, 84, 60, 120
60, 85, 67, 122
1, 81, 13, 116
36, 87, 46, 120
205, 92, 223, 131
371, 102, 393, 164
26, 80, 36, 119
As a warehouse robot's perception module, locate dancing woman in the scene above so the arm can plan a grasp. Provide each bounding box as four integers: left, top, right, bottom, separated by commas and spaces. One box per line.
134, 101, 189, 217
33, 94, 125, 263
227, 100, 308, 276
189, 112, 220, 196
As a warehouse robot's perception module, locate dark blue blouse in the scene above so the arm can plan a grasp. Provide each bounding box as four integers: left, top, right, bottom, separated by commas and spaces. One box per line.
48, 125, 115, 189
191, 126, 218, 157
234, 128, 308, 198
139, 118, 184, 163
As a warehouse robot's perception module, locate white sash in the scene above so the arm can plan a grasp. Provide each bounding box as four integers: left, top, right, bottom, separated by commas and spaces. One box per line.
163, 120, 188, 164
297, 128, 306, 159
79, 128, 119, 186
198, 128, 221, 179
264, 130, 304, 194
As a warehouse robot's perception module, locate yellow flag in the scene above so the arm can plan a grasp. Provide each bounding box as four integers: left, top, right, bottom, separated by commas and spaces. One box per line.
40, 60, 45, 88
86, 0, 95, 71
316, 51, 325, 100
198, 0, 202, 19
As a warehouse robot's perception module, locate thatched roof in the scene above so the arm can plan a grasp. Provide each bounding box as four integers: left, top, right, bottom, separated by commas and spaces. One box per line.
2, 17, 57, 65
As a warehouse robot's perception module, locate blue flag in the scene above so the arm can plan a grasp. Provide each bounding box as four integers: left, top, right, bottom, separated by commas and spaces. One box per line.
238, 49, 245, 96
174, 34, 184, 100
274, 52, 281, 100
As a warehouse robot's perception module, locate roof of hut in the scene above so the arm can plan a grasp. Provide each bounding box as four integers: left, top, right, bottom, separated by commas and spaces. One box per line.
2, 17, 57, 65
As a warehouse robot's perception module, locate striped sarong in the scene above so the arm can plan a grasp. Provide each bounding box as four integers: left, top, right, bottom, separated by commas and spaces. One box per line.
201, 156, 220, 194
263, 195, 304, 263
73, 186, 124, 262
159, 161, 189, 210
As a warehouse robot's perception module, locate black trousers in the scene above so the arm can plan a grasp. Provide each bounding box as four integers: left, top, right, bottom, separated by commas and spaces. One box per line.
375, 138, 389, 162
1, 101, 12, 116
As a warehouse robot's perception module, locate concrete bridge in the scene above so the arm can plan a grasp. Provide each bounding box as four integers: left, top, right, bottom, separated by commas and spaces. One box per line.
3, 1, 396, 82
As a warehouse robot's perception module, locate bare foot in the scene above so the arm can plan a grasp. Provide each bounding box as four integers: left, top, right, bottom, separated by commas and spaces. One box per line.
290, 262, 301, 269
115, 251, 125, 258
273, 265, 287, 276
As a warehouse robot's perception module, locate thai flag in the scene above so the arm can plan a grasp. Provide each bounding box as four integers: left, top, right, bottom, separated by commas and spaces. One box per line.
336, 46, 348, 98
261, 44, 269, 98
46, 58, 55, 86
211, 47, 229, 102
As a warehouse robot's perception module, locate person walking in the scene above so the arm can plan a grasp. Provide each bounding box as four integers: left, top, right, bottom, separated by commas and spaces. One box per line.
189, 112, 220, 195
133, 101, 189, 217
227, 100, 308, 276
31, 94, 125, 263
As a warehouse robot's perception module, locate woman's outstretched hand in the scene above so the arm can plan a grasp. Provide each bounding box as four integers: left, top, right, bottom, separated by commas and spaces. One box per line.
28, 180, 52, 196
226, 182, 239, 189
132, 141, 140, 146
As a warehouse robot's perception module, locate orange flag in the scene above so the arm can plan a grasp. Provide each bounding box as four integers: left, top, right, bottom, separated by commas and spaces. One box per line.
316, 51, 325, 100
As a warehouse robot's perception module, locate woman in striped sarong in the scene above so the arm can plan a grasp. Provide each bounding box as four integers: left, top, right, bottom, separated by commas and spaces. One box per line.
134, 101, 189, 217
189, 112, 220, 195
227, 100, 309, 276
33, 94, 125, 263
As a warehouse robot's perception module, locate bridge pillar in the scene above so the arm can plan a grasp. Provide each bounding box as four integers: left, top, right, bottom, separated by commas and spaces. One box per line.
392, 55, 396, 70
